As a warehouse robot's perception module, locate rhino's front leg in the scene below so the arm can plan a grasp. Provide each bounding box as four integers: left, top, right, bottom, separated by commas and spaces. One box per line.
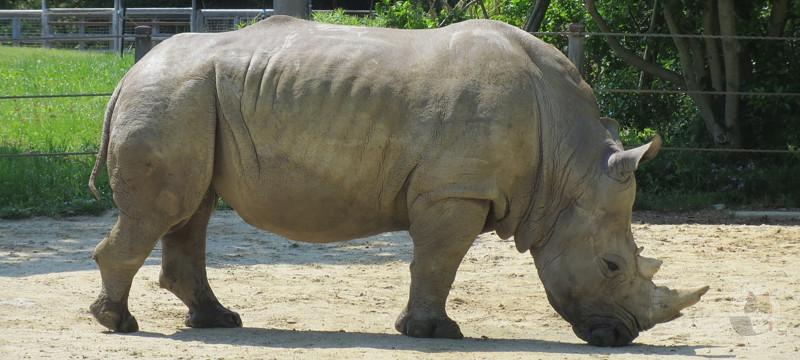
396, 198, 489, 339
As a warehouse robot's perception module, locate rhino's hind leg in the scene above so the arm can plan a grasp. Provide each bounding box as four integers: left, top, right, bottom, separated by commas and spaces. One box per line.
159, 191, 242, 328
396, 198, 489, 339
90, 214, 172, 332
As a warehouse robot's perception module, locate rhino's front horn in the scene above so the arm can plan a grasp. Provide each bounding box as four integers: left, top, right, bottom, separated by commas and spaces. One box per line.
638, 256, 662, 280
650, 285, 710, 324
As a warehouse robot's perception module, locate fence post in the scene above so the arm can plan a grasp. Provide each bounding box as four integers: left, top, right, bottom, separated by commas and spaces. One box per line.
112, 0, 122, 52
77, 16, 86, 50
274, 0, 311, 19
134, 26, 151, 63
41, 0, 50, 48
191, 0, 203, 32
11, 16, 21, 46
568, 23, 586, 78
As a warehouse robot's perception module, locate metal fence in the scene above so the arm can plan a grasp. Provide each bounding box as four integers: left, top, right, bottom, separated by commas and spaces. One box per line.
0, 7, 267, 49
0, 6, 371, 49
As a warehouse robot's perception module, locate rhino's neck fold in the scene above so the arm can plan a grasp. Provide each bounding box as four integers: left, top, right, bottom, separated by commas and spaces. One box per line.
512, 70, 609, 253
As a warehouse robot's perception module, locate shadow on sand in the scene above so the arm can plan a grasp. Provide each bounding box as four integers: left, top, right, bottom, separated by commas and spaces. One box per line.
0, 211, 415, 277
129, 327, 732, 358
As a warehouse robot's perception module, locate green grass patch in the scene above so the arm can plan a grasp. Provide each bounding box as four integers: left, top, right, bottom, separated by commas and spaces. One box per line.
0, 46, 132, 218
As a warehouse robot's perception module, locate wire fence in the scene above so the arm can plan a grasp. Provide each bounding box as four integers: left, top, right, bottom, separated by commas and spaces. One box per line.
4, 88, 800, 101
0, 151, 97, 158
5, 30, 800, 43
2, 146, 797, 159
0, 93, 112, 100
2, 24, 799, 159
530, 31, 800, 42
2, 96, 798, 157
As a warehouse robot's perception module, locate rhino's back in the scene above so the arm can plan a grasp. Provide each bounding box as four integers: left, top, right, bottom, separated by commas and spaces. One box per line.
155, 17, 542, 242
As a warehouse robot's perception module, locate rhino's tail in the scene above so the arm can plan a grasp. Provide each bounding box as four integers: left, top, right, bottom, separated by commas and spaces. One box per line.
88, 80, 124, 201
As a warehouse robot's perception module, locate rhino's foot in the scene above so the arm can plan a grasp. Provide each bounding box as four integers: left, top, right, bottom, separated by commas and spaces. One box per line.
90, 297, 139, 333
395, 312, 463, 339
185, 303, 242, 328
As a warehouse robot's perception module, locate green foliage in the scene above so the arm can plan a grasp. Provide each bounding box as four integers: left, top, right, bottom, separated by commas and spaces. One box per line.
374, 0, 436, 29
312, 8, 388, 27
0, 46, 131, 218
636, 152, 800, 210
619, 127, 656, 146
484, 0, 531, 27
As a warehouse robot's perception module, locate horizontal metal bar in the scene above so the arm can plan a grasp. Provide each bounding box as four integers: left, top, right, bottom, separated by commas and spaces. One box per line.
0, 8, 380, 18
0, 10, 43, 17
0, 7, 258, 18
127, 7, 192, 16
201, 9, 271, 17
0, 35, 171, 42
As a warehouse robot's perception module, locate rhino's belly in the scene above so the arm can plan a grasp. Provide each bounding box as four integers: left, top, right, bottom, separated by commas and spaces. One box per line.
211, 127, 414, 243
216, 173, 406, 243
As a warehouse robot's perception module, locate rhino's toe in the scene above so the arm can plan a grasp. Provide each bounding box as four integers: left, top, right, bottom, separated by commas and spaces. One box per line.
90, 297, 139, 333
397, 315, 463, 339
185, 303, 242, 328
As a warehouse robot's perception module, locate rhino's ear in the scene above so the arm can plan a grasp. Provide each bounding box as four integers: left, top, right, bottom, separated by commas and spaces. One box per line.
600, 117, 622, 146
607, 134, 662, 182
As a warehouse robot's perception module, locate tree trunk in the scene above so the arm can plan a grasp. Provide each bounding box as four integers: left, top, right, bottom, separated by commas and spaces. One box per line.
477, 0, 489, 19
663, 0, 729, 145
585, 0, 751, 146
702, 0, 724, 91
717, 0, 742, 147
768, 0, 790, 36
523, 0, 551, 33
638, 0, 660, 89
585, 0, 684, 84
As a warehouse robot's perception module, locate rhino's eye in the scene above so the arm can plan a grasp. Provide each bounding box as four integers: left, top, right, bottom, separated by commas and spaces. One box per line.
598, 254, 626, 278
603, 259, 620, 272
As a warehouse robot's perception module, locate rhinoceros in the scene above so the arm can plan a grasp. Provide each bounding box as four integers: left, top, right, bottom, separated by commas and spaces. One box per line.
87, 16, 708, 346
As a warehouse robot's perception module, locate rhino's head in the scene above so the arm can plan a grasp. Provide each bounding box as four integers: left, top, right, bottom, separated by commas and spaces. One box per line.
525, 118, 708, 346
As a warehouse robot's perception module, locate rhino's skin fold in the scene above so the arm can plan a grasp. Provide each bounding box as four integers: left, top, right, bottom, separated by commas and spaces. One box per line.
87, 16, 707, 346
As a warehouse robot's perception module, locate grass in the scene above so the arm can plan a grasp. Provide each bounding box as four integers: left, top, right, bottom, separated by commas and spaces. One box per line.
0, 46, 132, 218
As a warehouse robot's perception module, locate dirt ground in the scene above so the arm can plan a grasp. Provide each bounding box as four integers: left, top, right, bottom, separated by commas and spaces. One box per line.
0, 210, 798, 359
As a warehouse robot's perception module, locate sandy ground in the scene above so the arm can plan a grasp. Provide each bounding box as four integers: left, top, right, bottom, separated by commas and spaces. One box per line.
0, 210, 798, 359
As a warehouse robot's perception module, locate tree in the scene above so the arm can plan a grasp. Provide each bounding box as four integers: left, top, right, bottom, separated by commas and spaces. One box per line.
523, 0, 549, 32
585, 0, 795, 147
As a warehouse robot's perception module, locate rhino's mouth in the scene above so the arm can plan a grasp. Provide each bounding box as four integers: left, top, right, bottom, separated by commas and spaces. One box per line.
617, 302, 644, 332
572, 315, 639, 347
572, 302, 643, 347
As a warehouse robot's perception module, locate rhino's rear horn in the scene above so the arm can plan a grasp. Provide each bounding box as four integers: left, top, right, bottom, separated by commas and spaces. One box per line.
638, 256, 662, 280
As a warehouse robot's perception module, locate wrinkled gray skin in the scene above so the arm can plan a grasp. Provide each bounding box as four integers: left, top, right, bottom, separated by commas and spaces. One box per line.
88, 16, 708, 346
